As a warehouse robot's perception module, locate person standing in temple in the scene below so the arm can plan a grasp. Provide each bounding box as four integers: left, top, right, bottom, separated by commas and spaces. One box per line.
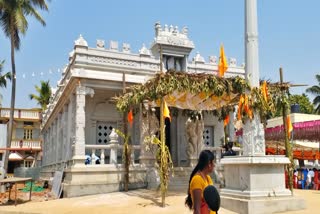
185, 150, 216, 214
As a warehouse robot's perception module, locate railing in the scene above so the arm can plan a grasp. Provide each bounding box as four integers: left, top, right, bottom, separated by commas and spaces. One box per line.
0, 108, 42, 120
11, 139, 42, 150
85, 144, 141, 165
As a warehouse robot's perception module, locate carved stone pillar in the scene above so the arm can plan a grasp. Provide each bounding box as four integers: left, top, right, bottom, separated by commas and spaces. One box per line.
66, 96, 74, 162
72, 86, 95, 166
109, 129, 119, 165
139, 101, 157, 167
242, 114, 265, 156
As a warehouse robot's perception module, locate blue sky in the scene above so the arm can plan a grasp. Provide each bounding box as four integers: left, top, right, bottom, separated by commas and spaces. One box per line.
0, 0, 319, 108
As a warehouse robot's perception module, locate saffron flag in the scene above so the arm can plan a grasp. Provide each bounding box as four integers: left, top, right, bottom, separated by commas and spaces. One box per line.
237, 95, 244, 120
218, 44, 228, 77
224, 114, 230, 127
261, 81, 268, 102
244, 95, 253, 120
286, 115, 293, 137
127, 109, 133, 127
163, 101, 171, 122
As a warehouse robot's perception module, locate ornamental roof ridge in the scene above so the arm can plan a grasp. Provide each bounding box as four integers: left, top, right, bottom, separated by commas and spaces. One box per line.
153, 22, 194, 48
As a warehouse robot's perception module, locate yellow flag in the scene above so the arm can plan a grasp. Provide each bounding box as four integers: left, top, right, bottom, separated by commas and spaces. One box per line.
286, 115, 293, 137
163, 101, 171, 122
261, 81, 268, 102
237, 95, 245, 120
218, 44, 228, 77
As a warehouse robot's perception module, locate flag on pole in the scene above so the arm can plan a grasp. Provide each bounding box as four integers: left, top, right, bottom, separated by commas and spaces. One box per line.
244, 95, 253, 120
127, 109, 133, 127
286, 115, 293, 137
224, 114, 230, 127
218, 44, 228, 77
261, 81, 268, 102
163, 101, 171, 122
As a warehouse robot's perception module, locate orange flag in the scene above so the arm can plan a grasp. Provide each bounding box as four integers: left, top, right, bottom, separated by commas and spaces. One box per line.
127, 109, 133, 127
261, 81, 268, 102
218, 44, 228, 77
224, 114, 230, 127
163, 101, 171, 122
244, 95, 253, 120
286, 115, 293, 137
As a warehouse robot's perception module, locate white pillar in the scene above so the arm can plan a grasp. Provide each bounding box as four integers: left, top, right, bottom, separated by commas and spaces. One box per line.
245, 0, 259, 88
62, 106, 68, 162
109, 129, 119, 165
72, 86, 87, 166
66, 96, 74, 161
243, 0, 265, 156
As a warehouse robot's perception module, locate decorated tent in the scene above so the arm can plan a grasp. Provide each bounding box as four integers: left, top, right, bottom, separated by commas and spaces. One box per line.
116, 70, 279, 119
265, 119, 320, 142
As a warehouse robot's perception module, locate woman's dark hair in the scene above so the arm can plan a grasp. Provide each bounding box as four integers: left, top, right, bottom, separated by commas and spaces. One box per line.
185, 150, 215, 209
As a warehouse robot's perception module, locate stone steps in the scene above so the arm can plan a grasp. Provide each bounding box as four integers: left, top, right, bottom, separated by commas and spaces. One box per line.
168, 167, 192, 191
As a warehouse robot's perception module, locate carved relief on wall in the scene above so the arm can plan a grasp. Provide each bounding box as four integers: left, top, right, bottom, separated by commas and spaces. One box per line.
186, 118, 204, 159
242, 114, 265, 156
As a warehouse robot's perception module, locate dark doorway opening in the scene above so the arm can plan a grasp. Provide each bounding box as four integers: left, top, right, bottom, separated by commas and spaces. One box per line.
155, 108, 171, 152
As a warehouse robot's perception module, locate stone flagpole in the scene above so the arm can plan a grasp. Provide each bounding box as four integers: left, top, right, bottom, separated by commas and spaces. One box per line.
245, 0, 260, 88
242, 0, 265, 156
219, 1, 305, 213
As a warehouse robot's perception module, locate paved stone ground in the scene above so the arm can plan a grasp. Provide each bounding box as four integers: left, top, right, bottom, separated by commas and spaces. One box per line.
0, 189, 318, 214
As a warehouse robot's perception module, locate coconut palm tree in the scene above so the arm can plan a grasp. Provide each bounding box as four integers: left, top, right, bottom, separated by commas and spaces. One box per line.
0, 60, 11, 106
0, 0, 49, 172
29, 80, 51, 110
306, 74, 320, 114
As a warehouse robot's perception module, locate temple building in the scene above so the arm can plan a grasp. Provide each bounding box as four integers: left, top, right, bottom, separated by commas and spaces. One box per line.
40, 23, 245, 197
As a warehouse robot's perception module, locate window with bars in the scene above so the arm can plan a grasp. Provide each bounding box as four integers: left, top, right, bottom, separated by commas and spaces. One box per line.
203, 126, 214, 146
96, 121, 116, 144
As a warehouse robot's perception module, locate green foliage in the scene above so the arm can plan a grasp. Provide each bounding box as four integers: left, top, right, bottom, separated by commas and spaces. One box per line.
289, 94, 314, 114
0, 0, 49, 50
114, 129, 132, 165
29, 80, 52, 110
115, 70, 250, 113
306, 74, 320, 114
144, 135, 173, 196
115, 71, 288, 123
0, 60, 11, 88
273, 93, 314, 117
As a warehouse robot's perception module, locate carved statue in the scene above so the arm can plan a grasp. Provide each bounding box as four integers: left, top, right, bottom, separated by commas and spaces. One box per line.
149, 108, 159, 136
186, 117, 204, 159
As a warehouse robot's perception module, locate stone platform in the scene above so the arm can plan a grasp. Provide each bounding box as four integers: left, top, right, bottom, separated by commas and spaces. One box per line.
220, 156, 306, 214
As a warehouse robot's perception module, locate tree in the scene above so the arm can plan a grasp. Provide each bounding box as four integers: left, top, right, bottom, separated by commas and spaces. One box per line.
288, 93, 314, 114
0, 0, 49, 172
306, 74, 320, 114
273, 93, 314, 117
29, 80, 52, 110
0, 60, 11, 106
